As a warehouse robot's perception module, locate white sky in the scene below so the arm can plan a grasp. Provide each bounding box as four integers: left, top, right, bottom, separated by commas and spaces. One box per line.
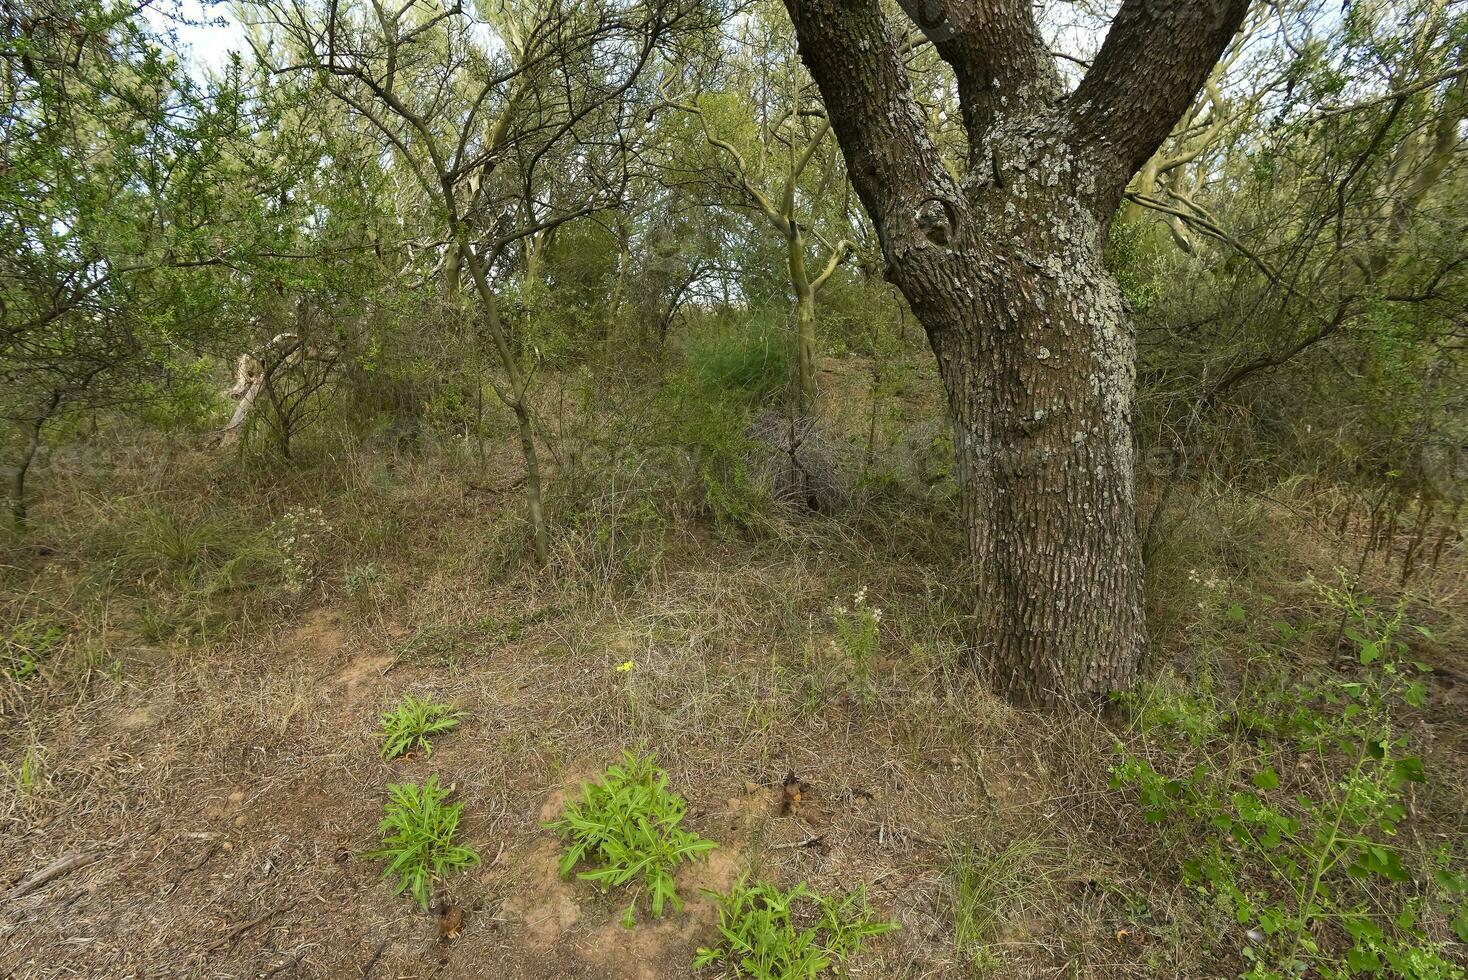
145, 0, 247, 74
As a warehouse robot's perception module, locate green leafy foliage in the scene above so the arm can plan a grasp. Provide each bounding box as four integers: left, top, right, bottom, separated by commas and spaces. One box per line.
364, 775, 479, 909
687, 314, 790, 407
545, 751, 716, 924
1, 617, 66, 681
377, 694, 463, 760
1111, 577, 1467, 979
693, 877, 898, 978
656, 367, 772, 533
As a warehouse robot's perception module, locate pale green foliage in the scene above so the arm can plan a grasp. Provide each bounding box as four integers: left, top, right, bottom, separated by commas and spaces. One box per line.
693, 877, 898, 977
344, 562, 387, 600
364, 775, 479, 909
377, 694, 463, 760
546, 751, 716, 924
2, 744, 46, 796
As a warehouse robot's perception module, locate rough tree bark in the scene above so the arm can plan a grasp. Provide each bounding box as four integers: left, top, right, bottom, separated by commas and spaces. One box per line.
217, 332, 305, 448
780, 0, 1249, 703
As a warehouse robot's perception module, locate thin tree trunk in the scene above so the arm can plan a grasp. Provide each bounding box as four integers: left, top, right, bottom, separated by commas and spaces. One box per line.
862, 318, 884, 475
10, 422, 42, 527
513, 401, 550, 565
608, 218, 630, 339
9, 397, 56, 528
456, 228, 551, 565
789, 255, 818, 417
442, 245, 461, 299
218, 334, 303, 448
220, 367, 267, 447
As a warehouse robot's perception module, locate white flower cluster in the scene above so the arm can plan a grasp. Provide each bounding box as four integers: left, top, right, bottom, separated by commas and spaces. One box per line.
1188, 568, 1223, 590
832, 586, 883, 622
270, 507, 330, 593
830, 586, 882, 701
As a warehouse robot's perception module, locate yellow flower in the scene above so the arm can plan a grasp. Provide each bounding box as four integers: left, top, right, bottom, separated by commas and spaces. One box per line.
616, 660, 635, 673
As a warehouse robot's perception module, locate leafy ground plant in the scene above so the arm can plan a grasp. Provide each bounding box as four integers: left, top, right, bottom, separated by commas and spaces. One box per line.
1, 617, 65, 681
694, 877, 898, 977
364, 775, 479, 909
545, 751, 716, 925
1111, 576, 1468, 979
377, 693, 463, 759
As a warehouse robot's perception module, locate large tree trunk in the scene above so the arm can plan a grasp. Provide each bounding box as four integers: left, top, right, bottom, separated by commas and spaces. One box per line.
779, 0, 1247, 704
933, 231, 1144, 701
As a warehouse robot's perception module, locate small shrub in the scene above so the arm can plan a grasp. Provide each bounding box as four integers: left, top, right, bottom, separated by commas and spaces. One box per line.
109, 504, 280, 586
830, 587, 882, 702
364, 775, 479, 909
653, 376, 771, 533
345, 562, 387, 603
545, 751, 716, 925
556, 493, 667, 597
688, 317, 789, 406
267, 507, 331, 593
693, 877, 898, 977
377, 693, 463, 759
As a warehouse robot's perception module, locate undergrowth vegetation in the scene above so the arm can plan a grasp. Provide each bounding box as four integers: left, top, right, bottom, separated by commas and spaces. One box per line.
1112, 576, 1468, 978
3, 397, 1463, 977
694, 878, 897, 978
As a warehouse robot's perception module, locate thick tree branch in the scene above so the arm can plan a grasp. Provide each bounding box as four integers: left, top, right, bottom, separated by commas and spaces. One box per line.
809, 240, 854, 293
1068, 0, 1251, 213
780, 0, 963, 270
892, 0, 1056, 148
